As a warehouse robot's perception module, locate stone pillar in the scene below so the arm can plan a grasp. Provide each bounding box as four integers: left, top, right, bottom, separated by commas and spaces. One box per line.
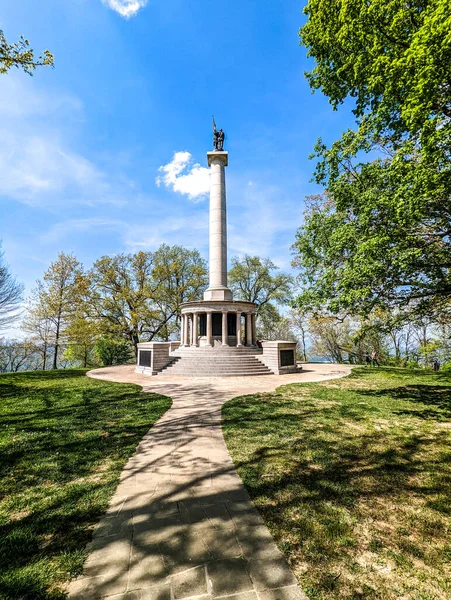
204, 152, 232, 302
252, 313, 257, 346
222, 311, 228, 346
190, 314, 194, 346
246, 313, 253, 346
183, 313, 190, 347
236, 312, 242, 347
192, 312, 198, 346
206, 311, 213, 347
180, 314, 185, 345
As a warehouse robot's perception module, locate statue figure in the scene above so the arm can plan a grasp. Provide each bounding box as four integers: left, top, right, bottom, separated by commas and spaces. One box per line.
212, 116, 225, 151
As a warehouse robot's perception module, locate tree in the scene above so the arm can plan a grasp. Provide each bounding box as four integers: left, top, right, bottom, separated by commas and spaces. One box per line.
0, 339, 40, 373
64, 318, 100, 368
0, 242, 23, 331
0, 29, 53, 75
22, 302, 53, 370
27, 253, 85, 369
295, 0, 451, 316
94, 335, 132, 367
88, 246, 208, 357
228, 255, 293, 312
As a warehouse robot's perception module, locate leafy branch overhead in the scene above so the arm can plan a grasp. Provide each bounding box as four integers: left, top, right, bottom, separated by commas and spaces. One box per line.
0, 29, 53, 75
294, 0, 451, 318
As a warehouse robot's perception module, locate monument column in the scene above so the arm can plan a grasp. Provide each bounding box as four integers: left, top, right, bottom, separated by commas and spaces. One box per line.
204, 151, 232, 302
184, 313, 190, 347
206, 311, 213, 346
180, 314, 185, 345
222, 311, 228, 346
246, 313, 253, 346
236, 312, 242, 347
190, 314, 194, 346
192, 313, 198, 346
252, 314, 257, 345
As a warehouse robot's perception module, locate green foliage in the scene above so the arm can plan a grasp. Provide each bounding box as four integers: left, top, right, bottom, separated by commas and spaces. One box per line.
94, 335, 132, 366
88, 245, 207, 355
0, 369, 170, 599
295, 0, 451, 316
223, 367, 451, 599
228, 254, 293, 311
0, 29, 53, 75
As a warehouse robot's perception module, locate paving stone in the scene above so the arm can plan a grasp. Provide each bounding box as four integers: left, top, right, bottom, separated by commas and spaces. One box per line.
102, 592, 140, 600
171, 565, 208, 599
201, 527, 242, 559
206, 559, 254, 597
225, 502, 265, 528
93, 516, 133, 539
83, 538, 131, 579
215, 593, 257, 600
257, 586, 309, 600
247, 557, 298, 591
67, 574, 128, 598
138, 583, 172, 600
159, 529, 212, 572
235, 525, 284, 561
127, 553, 169, 588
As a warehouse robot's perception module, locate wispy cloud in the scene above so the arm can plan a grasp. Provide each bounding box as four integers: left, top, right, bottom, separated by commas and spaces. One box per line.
101, 0, 148, 18
0, 76, 131, 207
156, 151, 210, 201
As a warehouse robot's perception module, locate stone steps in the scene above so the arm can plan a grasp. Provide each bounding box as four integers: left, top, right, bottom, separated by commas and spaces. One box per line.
158, 351, 273, 377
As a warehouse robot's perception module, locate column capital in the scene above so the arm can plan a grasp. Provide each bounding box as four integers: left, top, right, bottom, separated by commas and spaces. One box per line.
207, 151, 228, 167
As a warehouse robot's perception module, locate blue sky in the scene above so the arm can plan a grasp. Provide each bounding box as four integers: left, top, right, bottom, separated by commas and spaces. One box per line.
1, 0, 355, 319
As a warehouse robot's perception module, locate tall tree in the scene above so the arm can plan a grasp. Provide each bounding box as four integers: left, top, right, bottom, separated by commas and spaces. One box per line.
88, 246, 207, 356
228, 255, 293, 312
0, 242, 23, 331
295, 0, 451, 316
0, 29, 53, 74
27, 253, 85, 369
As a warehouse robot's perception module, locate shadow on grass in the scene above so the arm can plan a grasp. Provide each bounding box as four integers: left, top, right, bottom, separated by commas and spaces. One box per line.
0, 369, 171, 600
222, 369, 451, 597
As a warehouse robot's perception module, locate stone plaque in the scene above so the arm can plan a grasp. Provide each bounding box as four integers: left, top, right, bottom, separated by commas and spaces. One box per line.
280, 349, 295, 367
138, 350, 152, 368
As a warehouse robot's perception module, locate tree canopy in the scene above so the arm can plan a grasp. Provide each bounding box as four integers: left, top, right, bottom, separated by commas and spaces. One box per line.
294, 0, 451, 317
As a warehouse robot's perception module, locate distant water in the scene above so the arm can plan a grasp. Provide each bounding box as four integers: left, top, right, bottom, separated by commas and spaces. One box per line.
303, 355, 332, 364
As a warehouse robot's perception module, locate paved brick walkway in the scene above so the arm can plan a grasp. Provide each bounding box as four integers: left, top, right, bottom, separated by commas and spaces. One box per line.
68, 364, 351, 600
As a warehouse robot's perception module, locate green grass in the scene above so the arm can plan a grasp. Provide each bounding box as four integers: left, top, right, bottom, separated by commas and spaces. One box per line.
222, 367, 451, 600
0, 369, 171, 600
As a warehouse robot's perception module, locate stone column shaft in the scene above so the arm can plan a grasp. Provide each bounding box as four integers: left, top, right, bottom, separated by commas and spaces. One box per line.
206, 312, 213, 346
180, 314, 185, 345
190, 314, 194, 346
222, 311, 228, 346
246, 313, 253, 346
183, 313, 190, 347
204, 153, 232, 301
252, 313, 257, 345
236, 312, 242, 347
192, 313, 198, 346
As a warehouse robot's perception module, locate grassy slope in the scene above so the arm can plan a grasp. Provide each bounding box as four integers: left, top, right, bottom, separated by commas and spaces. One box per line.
223, 367, 451, 600
0, 369, 171, 600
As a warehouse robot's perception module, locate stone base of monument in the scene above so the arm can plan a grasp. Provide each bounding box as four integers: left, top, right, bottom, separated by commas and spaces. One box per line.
136, 340, 299, 377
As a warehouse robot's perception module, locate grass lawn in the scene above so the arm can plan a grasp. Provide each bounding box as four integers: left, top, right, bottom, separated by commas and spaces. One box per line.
222, 367, 451, 600
0, 369, 171, 600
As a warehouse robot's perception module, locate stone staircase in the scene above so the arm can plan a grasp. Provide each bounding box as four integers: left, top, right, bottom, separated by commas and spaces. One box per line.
157, 346, 274, 377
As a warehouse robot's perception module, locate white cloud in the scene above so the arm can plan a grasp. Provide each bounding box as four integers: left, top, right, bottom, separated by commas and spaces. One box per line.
101, 0, 148, 18
156, 151, 210, 201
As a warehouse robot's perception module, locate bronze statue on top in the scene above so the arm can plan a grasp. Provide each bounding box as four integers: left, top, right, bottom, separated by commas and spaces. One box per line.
212, 116, 225, 151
